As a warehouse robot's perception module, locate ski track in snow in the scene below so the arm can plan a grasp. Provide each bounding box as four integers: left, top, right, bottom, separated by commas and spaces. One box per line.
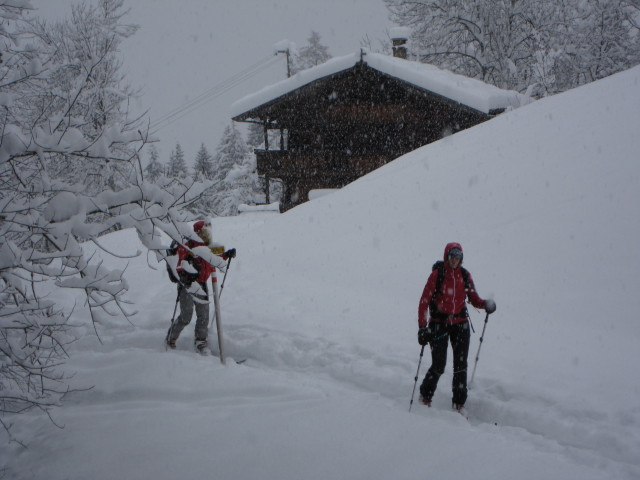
13, 296, 638, 480
32, 222, 639, 480
211, 322, 640, 479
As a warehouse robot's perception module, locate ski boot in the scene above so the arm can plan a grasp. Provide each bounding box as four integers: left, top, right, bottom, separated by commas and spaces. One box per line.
195, 338, 211, 356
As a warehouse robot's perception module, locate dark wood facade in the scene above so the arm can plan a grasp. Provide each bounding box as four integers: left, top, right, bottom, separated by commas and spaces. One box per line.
233, 60, 498, 211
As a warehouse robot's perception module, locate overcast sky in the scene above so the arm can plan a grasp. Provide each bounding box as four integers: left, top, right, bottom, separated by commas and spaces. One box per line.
34, 0, 392, 166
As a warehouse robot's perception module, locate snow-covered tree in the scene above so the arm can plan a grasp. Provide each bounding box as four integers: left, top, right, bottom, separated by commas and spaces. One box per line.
196, 123, 262, 216
29, 0, 143, 194
384, 0, 640, 95
143, 144, 163, 182
0, 2, 216, 443
291, 30, 332, 74
166, 143, 188, 179
192, 143, 214, 181
551, 0, 640, 92
211, 124, 249, 185
220, 149, 264, 215
624, 0, 640, 31
384, 0, 555, 93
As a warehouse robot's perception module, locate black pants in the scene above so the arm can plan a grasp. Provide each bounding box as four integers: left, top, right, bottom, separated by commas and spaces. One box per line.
419, 320, 471, 405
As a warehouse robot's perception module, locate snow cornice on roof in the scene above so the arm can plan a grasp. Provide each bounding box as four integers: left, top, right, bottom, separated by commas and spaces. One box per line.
231, 50, 526, 119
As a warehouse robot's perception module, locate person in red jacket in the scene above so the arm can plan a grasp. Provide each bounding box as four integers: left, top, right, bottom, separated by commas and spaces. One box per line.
166, 220, 236, 355
417, 242, 496, 410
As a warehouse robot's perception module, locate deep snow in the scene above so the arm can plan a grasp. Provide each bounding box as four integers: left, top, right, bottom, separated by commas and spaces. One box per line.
2, 65, 640, 479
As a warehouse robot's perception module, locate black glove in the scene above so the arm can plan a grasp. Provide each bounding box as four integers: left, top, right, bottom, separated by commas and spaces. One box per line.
484, 299, 496, 314
224, 248, 236, 259
418, 327, 433, 346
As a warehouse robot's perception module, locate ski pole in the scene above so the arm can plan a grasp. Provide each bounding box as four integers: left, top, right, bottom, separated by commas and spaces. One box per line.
219, 257, 232, 298
167, 286, 181, 343
470, 312, 490, 387
171, 289, 180, 321
409, 345, 426, 412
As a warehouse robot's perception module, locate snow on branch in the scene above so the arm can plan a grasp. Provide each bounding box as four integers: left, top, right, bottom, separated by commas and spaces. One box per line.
0, 1, 220, 444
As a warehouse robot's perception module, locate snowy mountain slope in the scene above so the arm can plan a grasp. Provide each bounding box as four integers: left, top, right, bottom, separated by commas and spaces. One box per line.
220, 64, 640, 475
225, 63, 640, 399
2, 66, 640, 479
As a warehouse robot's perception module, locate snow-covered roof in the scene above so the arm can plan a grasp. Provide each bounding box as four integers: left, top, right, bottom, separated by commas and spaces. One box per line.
231, 51, 525, 118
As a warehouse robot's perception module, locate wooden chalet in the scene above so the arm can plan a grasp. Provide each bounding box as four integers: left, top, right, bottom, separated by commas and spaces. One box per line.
232, 47, 523, 211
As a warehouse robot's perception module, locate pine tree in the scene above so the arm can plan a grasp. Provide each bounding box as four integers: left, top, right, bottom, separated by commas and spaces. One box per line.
207, 123, 263, 215
166, 143, 188, 179
291, 30, 332, 74
193, 143, 214, 180
212, 124, 249, 185
143, 144, 163, 183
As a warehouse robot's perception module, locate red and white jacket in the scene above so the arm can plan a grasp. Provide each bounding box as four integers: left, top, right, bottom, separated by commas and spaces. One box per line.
176, 240, 220, 284
176, 221, 229, 285
418, 243, 486, 328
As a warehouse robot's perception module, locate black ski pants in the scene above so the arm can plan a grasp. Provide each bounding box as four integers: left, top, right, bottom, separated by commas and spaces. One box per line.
419, 320, 471, 406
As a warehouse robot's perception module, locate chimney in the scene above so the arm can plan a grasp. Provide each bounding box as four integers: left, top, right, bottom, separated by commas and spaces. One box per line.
390, 27, 411, 60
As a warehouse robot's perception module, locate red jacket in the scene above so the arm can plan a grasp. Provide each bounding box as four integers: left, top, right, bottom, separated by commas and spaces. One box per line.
418, 243, 485, 327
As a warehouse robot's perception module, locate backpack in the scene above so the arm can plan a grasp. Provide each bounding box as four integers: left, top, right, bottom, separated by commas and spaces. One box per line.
429, 260, 471, 318
166, 240, 180, 283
